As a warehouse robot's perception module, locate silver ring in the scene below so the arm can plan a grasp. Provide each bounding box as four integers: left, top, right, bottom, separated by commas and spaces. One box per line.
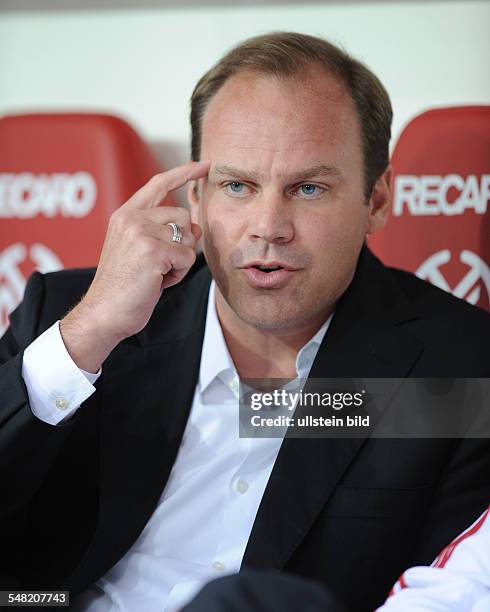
167, 222, 183, 244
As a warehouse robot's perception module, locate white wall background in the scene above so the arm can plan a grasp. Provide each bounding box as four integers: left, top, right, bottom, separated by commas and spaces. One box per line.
1, 0, 489, 194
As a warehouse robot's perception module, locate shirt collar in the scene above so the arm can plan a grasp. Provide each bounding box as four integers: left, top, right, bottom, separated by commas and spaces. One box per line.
295, 313, 332, 379
199, 281, 236, 396
198, 280, 333, 396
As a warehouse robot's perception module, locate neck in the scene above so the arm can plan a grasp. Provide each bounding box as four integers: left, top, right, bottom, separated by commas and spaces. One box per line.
214, 287, 331, 380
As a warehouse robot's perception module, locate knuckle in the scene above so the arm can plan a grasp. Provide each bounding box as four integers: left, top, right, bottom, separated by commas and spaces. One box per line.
126, 222, 144, 241
139, 237, 158, 258
149, 173, 164, 186
169, 206, 190, 225
109, 212, 127, 235
113, 207, 137, 228
184, 245, 197, 263
179, 208, 191, 224
108, 209, 121, 228
186, 234, 197, 249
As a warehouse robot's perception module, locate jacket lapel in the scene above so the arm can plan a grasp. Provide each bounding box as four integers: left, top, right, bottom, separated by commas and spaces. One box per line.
241, 246, 425, 570
65, 261, 212, 593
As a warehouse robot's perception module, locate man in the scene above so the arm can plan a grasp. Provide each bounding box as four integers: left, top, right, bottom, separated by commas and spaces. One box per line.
0, 32, 489, 612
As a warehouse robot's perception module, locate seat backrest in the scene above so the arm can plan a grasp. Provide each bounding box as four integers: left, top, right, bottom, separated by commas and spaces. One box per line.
369, 106, 490, 311
0, 113, 166, 334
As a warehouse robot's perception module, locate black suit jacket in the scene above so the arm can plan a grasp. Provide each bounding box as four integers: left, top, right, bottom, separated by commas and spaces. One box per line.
1, 247, 489, 611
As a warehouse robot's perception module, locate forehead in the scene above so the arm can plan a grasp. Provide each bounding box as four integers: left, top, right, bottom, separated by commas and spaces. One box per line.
200, 68, 362, 173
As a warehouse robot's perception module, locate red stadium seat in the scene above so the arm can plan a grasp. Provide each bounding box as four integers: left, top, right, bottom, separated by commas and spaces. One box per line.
0, 113, 167, 334
369, 106, 490, 311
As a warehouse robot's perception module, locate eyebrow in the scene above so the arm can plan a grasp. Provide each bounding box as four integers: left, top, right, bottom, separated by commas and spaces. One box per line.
209, 164, 342, 183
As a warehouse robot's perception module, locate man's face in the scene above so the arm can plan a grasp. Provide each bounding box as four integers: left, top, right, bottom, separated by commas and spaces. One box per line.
189, 68, 389, 331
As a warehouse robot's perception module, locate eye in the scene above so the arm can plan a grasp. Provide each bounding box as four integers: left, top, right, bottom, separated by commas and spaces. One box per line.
223, 181, 252, 197
229, 181, 244, 193
292, 183, 326, 199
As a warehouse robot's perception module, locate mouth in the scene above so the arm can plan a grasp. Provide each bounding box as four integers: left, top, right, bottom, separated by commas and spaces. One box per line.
251, 264, 284, 273
244, 261, 298, 272
241, 261, 299, 288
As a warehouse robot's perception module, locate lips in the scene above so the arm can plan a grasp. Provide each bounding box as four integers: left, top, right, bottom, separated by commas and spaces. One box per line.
252, 264, 283, 273
244, 261, 297, 272
241, 261, 299, 288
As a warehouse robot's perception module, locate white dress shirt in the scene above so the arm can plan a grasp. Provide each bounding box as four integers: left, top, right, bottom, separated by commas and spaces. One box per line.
22, 280, 331, 611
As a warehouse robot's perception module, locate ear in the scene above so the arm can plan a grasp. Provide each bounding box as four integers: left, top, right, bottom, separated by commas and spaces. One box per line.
366, 165, 392, 235
187, 180, 200, 224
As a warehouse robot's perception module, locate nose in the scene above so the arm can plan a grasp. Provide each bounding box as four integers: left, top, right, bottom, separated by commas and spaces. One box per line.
247, 192, 294, 244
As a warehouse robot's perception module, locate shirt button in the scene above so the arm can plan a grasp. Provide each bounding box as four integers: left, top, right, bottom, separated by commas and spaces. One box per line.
236, 479, 249, 494
212, 561, 226, 572
54, 397, 69, 410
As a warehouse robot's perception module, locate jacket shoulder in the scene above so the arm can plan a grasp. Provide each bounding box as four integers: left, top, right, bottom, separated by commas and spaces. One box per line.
390, 266, 490, 328
388, 266, 490, 374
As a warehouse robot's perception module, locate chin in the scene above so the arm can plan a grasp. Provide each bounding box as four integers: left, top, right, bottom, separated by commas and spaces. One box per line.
234, 302, 311, 330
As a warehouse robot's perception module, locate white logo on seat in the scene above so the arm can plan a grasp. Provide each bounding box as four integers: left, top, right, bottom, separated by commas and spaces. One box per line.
0, 172, 97, 218
416, 249, 490, 306
393, 174, 490, 216
0, 243, 63, 335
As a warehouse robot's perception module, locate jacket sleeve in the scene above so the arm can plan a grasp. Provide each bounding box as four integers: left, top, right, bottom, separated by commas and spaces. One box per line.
0, 272, 81, 520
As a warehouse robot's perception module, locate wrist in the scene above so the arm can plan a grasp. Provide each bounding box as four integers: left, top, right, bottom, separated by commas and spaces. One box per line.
60, 302, 122, 373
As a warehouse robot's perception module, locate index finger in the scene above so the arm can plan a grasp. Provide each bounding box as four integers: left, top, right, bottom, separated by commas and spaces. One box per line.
126, 160, 210, 210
